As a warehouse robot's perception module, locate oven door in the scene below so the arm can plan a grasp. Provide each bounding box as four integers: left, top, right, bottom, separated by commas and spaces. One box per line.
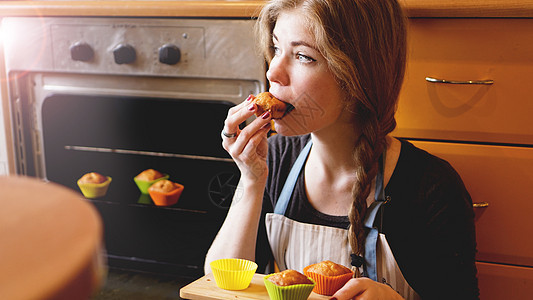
12, 72, 261, 276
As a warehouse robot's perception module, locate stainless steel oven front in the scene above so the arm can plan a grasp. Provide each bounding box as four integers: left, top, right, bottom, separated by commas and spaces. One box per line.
1, 17, 265, 277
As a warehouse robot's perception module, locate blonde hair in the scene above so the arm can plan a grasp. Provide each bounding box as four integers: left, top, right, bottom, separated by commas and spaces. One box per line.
257, 0, 407, 268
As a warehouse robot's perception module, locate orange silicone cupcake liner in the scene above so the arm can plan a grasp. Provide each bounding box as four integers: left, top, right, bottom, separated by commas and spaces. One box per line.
148, 183, 184, 206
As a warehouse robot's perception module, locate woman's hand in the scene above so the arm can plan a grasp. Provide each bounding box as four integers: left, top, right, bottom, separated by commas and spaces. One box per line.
222, 95, 272, 184
205, 96, 272, 273
330, 278, 404, 300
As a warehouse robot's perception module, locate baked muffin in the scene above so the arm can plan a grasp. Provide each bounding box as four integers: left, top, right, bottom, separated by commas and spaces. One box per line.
77, 172, 111, 199
251, 92, 291, 119
266, 270, 313, 286
148, 180, 184, 206
264, 270, 315, 300
303, 261, 353, 296
148, 179, 178, 193
133, 169, 169, 194
135, 169, 164, 181
305, 260, 352, 277
78, 172, 108, 184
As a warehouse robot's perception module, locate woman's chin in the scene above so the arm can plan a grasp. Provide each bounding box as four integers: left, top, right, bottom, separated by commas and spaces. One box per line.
272, 119, 307, 136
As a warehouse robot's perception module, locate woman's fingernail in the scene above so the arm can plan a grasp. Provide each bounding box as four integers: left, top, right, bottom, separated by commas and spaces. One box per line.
248, 103, 255, 111
246, 94, 253, 101
262, 111, 271, 119
329, 298, 337, 300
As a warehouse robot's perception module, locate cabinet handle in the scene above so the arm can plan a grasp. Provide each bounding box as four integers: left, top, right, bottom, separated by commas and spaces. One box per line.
472, 202, 489, 208
425, 76, 494, 85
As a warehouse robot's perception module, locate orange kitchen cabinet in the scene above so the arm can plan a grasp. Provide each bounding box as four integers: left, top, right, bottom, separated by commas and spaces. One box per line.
476, 262, 533, 300
395, 17, 533, 299
409, 141, 533, 267
395, 18, 533, 145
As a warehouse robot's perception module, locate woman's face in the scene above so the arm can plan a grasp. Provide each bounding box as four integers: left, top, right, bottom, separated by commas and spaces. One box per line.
267, 9, 348, 136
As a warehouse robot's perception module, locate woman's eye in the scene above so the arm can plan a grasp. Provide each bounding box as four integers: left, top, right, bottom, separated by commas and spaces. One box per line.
296, 53, 316, 63
272, 46, 281, 56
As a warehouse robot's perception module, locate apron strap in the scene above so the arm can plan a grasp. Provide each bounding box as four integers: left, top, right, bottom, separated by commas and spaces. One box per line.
363, 151, 387, 281
274, 140, 313, 215
363, 201, 384, 281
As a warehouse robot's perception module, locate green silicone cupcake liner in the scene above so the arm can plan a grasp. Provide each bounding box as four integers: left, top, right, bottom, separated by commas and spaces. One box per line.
133, 174, 169, 194
263, 274, 316, 300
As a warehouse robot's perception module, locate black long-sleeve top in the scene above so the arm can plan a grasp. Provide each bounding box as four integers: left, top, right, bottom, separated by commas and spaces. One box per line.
255, 134, 479, 299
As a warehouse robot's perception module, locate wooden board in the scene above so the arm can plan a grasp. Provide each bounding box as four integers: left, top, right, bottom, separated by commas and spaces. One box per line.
180, 273, 330, 300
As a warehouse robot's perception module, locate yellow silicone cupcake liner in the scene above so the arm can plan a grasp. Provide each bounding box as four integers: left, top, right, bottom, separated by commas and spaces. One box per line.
303, 265, 353, 296
77, 177, 112, 199
210, 258, 258, 290
263, 274, 315, 300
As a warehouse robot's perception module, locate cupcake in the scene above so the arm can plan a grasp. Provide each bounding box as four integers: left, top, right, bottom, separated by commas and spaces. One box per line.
251, 92, 291, 119
303, 260, 353, 296
264, 270, 315, 300
133, 169, 169, 194
148, 179, 184, 206
77, 172, 112, 199
135, 169, 164, 181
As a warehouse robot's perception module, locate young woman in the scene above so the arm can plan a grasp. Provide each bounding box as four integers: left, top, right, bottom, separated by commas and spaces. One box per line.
205, 0, 479, 299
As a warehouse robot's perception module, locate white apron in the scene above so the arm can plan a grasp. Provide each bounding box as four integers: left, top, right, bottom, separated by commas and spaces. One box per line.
265, 140, 420, 300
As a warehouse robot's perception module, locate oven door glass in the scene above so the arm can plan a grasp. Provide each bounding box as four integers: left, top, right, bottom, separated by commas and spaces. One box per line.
41, 93, 240, 276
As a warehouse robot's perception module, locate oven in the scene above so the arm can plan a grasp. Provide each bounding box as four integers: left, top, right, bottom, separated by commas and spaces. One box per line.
1, 16, 265, 277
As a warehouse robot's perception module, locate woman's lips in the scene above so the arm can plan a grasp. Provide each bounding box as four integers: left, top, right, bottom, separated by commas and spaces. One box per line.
269, 93, 294, 119
281, 102, 295, 118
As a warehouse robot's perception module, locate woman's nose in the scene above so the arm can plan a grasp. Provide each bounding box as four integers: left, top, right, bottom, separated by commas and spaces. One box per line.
266, 57, 289, 87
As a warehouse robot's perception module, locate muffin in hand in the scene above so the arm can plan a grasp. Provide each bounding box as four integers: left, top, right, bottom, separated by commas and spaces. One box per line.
251, 92, 293, 119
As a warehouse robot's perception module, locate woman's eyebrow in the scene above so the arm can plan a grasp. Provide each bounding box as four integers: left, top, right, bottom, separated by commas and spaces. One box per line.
272, 33, 317, 50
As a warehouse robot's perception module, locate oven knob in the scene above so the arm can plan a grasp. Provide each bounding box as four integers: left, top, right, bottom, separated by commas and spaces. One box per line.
159, 44, 181, 65
113, 44, 136, 64
70, 42, 94, 62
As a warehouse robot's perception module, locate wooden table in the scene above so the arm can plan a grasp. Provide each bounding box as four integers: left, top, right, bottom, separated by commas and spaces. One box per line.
180, 273, 329, 300
0, 175, 105, 299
